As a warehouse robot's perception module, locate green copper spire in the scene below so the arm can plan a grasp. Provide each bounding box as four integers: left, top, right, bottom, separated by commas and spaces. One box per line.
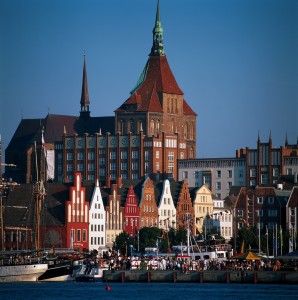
150, 0, 165, 56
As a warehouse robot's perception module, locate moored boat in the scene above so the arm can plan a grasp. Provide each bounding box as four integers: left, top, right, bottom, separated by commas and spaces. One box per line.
0, 252, 48, 282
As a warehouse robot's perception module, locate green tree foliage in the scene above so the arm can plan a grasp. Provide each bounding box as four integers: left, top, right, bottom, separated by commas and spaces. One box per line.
115, 231, 134, 255
138, 227, 162, 252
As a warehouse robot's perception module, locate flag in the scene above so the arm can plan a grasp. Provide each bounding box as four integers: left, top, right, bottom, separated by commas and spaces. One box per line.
41, 130, 46, 158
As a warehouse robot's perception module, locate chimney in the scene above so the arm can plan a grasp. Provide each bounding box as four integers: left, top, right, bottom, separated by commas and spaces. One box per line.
117, 177, 122, 188
106, 177, 111, 188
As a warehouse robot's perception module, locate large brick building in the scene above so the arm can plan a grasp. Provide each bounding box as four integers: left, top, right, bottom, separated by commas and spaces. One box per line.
5, 1, 197, 184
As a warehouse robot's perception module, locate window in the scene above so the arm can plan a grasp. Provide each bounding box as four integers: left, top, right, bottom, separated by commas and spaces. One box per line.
268, 197, 274, 204
156, 162, 160, 171
156, 151, 160, 159
261, 174, 268, 184
145, 151, 150, 161
257, 197, 263, 204
77, 163, 84, 171
145, 162, 150, 172
121, 151, 127, 159
257, 210, 263, 216
67, 152, 73, 160
238, 210, 243, 216
228, 182, 232, 189
77, 152, 84, 160
57, 153, 63, 163
216, 182, 221, 190
238, 222, 244, 229
168, 163, 174, 174
77, 229, 81, 242
216, 170, 221, 178
250, 169, 256, 177
83, 230, 87, 242
273, 168, 279, 177
132, 151, 139, 159
239, 170, 244, 178
99, 158, 105, 166
216, 193, 221, 199
182, 171, 188, 179
286, 168, 293, 175
67, 164, 73, 172
110, 163, 116, 170
88, 163, 94, 171
203, 176, 211, 188
228, 170, 232, 178
132, 162, 138, 170
88, 174, 94, 180
100, 168, 105, 176
88, 152, 95, 160
121, 163, 127, 170
250, 180, 256, 187
193, 171, 200, 179
110, 151, 116, 159
268, 210, 277, 217
168, 152, 174, 162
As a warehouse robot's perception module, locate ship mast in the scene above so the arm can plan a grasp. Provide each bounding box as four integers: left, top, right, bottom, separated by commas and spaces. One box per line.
33, 135, 46, 254
0, 135, 17, 251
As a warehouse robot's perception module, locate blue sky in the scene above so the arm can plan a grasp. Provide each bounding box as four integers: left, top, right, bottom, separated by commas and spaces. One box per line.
1, 0, 297, 162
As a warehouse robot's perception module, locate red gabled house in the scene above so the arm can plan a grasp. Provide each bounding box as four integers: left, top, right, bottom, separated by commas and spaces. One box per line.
123, 185, 140, 237
65, 173, 89, 251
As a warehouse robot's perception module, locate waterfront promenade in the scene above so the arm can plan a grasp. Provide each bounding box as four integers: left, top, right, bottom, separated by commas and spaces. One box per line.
103, 270, 298, 284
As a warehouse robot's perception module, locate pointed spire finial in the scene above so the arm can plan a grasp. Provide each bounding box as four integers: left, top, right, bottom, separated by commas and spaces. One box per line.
140, 122, 143, 132
258, 130, 260, 143
285, 132, 288, 146
80, 51, 90, 118
150, 0, 165, 56
99, 128, 102, 136
269, 130, 272, 142
63, 125, 67, 135
96, 178, 99, 187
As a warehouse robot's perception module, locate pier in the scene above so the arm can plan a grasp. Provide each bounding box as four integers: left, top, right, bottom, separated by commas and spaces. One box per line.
103, 270, 298, 284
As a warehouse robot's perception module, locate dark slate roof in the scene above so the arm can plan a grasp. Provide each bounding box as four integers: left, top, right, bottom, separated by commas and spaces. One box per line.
6, 114, 115, 152
3, 182, 70, 228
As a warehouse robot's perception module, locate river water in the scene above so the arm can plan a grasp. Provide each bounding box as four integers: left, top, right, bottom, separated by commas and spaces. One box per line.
1, 282, 297, 300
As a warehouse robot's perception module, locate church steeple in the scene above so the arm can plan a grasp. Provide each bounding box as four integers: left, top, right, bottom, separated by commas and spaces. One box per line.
80, 51, 90, 118
150, 0, 165, 56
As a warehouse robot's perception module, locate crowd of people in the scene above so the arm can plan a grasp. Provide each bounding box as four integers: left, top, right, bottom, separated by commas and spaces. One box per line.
98, 249, 295, 272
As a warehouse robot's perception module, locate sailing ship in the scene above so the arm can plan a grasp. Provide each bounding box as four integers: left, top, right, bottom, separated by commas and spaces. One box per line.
0, 136, 48, 282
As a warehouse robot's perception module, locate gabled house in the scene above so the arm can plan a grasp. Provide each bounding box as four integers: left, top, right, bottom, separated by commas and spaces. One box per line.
105, 183, 124, 248
65, 173, 89, 251
176, 180, 194, 233
89, 179, 106, 252
286, 186, 298, 252
139, 177, 158, 228
123, 185, 140, 237
157, 179, 176, 230
193, 184, 214, 236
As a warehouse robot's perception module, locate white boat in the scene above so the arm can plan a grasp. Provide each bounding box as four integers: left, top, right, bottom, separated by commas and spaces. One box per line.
0, 263, 48, 282
74, 259, 108, 282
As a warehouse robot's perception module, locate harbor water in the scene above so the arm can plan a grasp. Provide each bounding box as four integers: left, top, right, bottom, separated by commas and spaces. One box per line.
0, 282, 298, 300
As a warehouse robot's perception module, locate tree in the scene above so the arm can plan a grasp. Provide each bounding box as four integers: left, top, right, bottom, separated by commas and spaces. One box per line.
138, 227, 162, 252
115, 231, 134, 255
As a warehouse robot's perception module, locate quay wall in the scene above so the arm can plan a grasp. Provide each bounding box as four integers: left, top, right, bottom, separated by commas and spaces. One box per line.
103, 270, 298, 284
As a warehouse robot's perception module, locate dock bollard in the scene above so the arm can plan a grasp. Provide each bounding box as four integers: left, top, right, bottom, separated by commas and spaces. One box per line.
254, 272, 258, 284
121, 272, 125, 283
199, 271, 203, 283
147, 271, 151, 283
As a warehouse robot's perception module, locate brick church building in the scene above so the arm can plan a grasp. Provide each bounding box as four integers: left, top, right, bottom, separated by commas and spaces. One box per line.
5, 1, 197, 184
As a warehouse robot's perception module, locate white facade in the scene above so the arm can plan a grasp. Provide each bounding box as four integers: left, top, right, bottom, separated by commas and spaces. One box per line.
158, 179, 176, 230
212, 199, 233, 242
89, 179, 106, 252
178, 158, 246, 199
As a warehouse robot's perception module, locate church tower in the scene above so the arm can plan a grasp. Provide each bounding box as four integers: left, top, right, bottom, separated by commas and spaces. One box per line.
115, 0, 197, 158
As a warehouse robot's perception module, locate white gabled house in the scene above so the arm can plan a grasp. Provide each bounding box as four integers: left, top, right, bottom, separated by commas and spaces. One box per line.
89, 179, 106, 253
158, 179, 176, 230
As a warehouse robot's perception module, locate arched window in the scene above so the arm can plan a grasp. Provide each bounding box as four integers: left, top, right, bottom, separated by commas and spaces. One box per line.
184, 123, 188, 139
156, 120, 160, 135
171, 119, 175, 134
189, 147, 194, 158
150, 119, 154, 135
130, 119, 135, 133
189, 123, 194, 140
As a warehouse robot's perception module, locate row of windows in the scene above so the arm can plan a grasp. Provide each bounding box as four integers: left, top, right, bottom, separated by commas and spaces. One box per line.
70, 229, 87, 242
90, 236, 104, 246
90, 224, 104, 231
66, 151, 139, 161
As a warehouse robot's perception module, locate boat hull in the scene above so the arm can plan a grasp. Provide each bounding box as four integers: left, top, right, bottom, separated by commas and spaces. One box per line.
38, 264, 74, 282
0, 264, 48, 282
